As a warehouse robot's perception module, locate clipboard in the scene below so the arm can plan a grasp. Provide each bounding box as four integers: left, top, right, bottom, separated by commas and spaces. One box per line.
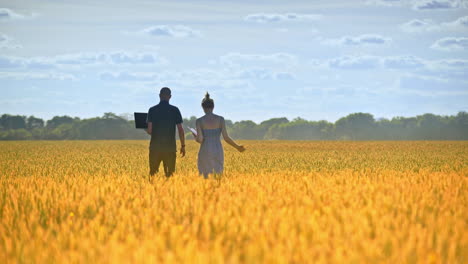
187, 126, 197, 136
134, 112, 148, 129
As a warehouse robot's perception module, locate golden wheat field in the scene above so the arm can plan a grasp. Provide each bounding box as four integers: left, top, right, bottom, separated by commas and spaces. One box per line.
0, 140, 466, 263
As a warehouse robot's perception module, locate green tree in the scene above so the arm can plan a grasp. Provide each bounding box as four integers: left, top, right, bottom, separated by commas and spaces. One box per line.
416, 113, 446, 140
27, 116, 45, 130
230, 120, 262, 139
46, 116, 77, 129
335, 113, 376, 140
260, 118, 289, 139
49, 123, 78, 140
267, 118, 332, 140
452, 111, 468, 140
1, 111, 467, 140
0, 114, 27, 130
3, 129, 32, 140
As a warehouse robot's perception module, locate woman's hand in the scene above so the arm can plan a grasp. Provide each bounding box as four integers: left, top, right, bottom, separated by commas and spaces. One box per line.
237, 145, 246, 152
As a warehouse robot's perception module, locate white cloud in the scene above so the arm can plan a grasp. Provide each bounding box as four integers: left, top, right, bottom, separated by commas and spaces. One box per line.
400, 19, 436, 32
0, 8, 26, 20
366, 0, 406, 7
162, 79, 254, 95
412, 0, 460, 10
275, 72, 295, 80
0, 51, 165, 69
0, 55, 24, 68
0, 51, 165, 83
219, 53, 298, 68
145, 69, 255, 94
398, 74, 468, 96
170, 67, 294, 82
431, 37, 468, 51
53, 52, 161, 65
328, 55, 381, 70
235, 68, 295, 80
139, 25, 200, 38
367, 0, 468, 9
244, 13, 322, 23
26, 60, 55, 70
441, 16, 468, 29
432, 59, 468, 69
0, 72, 76, 81
1, 34, 11, 47
427, 59, 468, 79
0, 33, 20, 49
0, 34, 8, 43
400, 16, 468, 32
99, 72, 156, 82
98, 66, 295, 88
383, 56, 426, 69
107, 52, 161, 64
317, 54, 468, 73
100, 69, 224, 86
51, 53, 104, 65
323, 34, 391, 46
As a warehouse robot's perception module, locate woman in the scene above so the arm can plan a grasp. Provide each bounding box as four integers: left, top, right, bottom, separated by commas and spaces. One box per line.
193, 93, 245, 178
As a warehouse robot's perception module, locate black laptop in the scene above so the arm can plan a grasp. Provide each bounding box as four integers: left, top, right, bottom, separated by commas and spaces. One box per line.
134, 112, 148, 129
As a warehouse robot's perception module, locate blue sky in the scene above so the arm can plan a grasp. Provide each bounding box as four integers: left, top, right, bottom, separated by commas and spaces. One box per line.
1, 0, 467, 122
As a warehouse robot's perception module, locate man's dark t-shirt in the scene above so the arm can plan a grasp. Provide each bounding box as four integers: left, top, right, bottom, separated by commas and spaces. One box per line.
147, 101, 183, 152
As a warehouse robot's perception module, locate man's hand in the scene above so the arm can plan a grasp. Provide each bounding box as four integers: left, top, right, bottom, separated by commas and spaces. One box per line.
180, 145, 186, 157
177, 123, 185, 156
237, 145, 246, 152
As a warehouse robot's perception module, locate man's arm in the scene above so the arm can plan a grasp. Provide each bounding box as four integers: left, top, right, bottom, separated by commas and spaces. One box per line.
146, 122, 152, 135
177, 123, 185, 157
146, 108, 152, 135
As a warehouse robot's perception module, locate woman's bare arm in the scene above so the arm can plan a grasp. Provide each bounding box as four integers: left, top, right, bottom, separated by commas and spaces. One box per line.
221, 117, 245, 152
195, 118, 204, 144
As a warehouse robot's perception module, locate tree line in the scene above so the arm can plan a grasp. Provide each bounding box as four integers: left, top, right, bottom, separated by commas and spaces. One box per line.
0, 112, 467, 141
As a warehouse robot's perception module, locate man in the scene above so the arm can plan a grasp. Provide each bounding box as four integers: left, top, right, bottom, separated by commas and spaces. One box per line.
146, 87, 185, 178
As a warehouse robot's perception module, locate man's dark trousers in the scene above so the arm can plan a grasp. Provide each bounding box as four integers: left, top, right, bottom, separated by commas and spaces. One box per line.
149, 149, 176, 177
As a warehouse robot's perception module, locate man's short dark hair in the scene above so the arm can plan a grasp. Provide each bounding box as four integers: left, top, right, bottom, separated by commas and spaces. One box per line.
160, 87, 171, 96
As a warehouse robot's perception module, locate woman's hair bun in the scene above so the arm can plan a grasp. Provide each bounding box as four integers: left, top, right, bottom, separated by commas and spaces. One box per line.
202, 91, 214, 109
